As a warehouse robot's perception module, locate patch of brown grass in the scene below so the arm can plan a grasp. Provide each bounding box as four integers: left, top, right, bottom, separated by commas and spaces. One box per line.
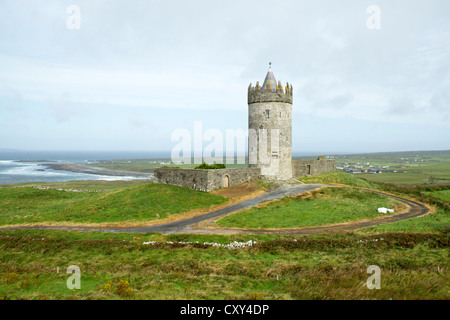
212, 181, 263, 199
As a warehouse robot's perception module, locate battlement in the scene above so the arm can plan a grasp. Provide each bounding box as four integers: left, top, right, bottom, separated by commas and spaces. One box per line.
248, 81, 293, 104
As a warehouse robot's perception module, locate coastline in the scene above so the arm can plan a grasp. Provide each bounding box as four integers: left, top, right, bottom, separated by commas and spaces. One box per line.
15, 160, 58, 163
43, 163, 154, 178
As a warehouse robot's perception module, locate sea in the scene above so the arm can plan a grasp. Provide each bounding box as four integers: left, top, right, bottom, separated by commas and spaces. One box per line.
0, 150, 170, 185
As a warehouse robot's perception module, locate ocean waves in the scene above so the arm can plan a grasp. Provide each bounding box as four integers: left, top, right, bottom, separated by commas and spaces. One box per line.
0, 160, 152, 184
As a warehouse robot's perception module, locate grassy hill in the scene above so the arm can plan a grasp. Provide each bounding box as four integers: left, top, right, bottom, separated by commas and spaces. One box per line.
0, 183, 227, 226
299, 171, 376, 188
297, 171, 450, 233
217, 186, 404, 229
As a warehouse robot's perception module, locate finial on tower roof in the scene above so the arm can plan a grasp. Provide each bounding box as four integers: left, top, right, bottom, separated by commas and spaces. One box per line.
261, 63, 276, 93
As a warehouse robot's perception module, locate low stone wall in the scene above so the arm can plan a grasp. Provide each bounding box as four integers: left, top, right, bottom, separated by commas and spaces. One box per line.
205, 168, 261, 191
154, 167, 261, 192
154, 168, 209, 191
292, 159, 335, 178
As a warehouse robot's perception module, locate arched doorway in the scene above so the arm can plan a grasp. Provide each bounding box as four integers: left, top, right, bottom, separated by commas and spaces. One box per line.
222, 175, 230, 188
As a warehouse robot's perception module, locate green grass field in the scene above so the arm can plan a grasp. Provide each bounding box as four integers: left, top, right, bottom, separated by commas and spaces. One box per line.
0, 183, 226, 225
217, 187, 403, 229
0, 230, 447, 300
329, 150, 450, 185
331, 150, 450, 167
423, 189, 450, 202
299, 171, 375, 188
358, 163, 450, 185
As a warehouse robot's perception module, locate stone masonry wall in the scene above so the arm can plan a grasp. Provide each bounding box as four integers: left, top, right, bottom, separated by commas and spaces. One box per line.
154, 168, 209, 191
292, 159, 335, 178
248, 101, 293, 180
154, 167, 261, 192
205, 167, 261, 191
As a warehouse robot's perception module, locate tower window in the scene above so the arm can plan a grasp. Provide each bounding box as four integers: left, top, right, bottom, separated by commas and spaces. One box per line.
265, 109, 270, 119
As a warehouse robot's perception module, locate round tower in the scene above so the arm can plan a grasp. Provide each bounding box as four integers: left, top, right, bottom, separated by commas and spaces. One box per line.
248, 64, 293, 180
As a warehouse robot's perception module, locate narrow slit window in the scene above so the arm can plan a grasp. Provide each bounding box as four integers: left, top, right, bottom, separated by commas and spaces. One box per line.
265, 109, 270, 119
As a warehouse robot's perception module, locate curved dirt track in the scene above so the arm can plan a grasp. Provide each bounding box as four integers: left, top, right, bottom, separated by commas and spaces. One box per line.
0, 185, 431, 235
186, 188, 431, 235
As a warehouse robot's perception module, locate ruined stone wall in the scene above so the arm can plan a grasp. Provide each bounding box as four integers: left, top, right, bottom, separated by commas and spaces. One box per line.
154, 167, 261, 192
292, 159, 335, 178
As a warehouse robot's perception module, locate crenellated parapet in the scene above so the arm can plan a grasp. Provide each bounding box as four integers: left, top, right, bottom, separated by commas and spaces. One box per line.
248, 81, 293, 104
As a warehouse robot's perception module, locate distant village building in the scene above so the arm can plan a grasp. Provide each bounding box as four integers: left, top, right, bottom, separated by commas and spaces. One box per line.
155, 65, 335, 191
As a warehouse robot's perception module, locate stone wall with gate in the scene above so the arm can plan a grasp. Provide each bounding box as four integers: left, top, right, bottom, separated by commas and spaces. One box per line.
154, 167, 261, 192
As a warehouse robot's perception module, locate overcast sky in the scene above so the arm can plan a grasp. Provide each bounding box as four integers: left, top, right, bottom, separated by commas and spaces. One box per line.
0, 0, 449, 155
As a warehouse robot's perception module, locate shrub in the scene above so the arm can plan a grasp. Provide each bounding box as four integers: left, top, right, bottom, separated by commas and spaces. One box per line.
195, 163, 226, 169
1, 273, 20, 285
98, 279, 133, 298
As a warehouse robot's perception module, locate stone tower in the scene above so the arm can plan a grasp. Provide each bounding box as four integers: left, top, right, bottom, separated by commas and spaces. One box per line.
248, 64, 293, 180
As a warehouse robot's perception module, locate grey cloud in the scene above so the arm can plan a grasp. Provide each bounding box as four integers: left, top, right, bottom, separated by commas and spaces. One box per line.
387, 96, 417, 116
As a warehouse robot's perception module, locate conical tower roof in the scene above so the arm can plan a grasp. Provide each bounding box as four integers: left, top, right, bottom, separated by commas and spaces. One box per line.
248, 63, 293, 105
260, 63, 277, 93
